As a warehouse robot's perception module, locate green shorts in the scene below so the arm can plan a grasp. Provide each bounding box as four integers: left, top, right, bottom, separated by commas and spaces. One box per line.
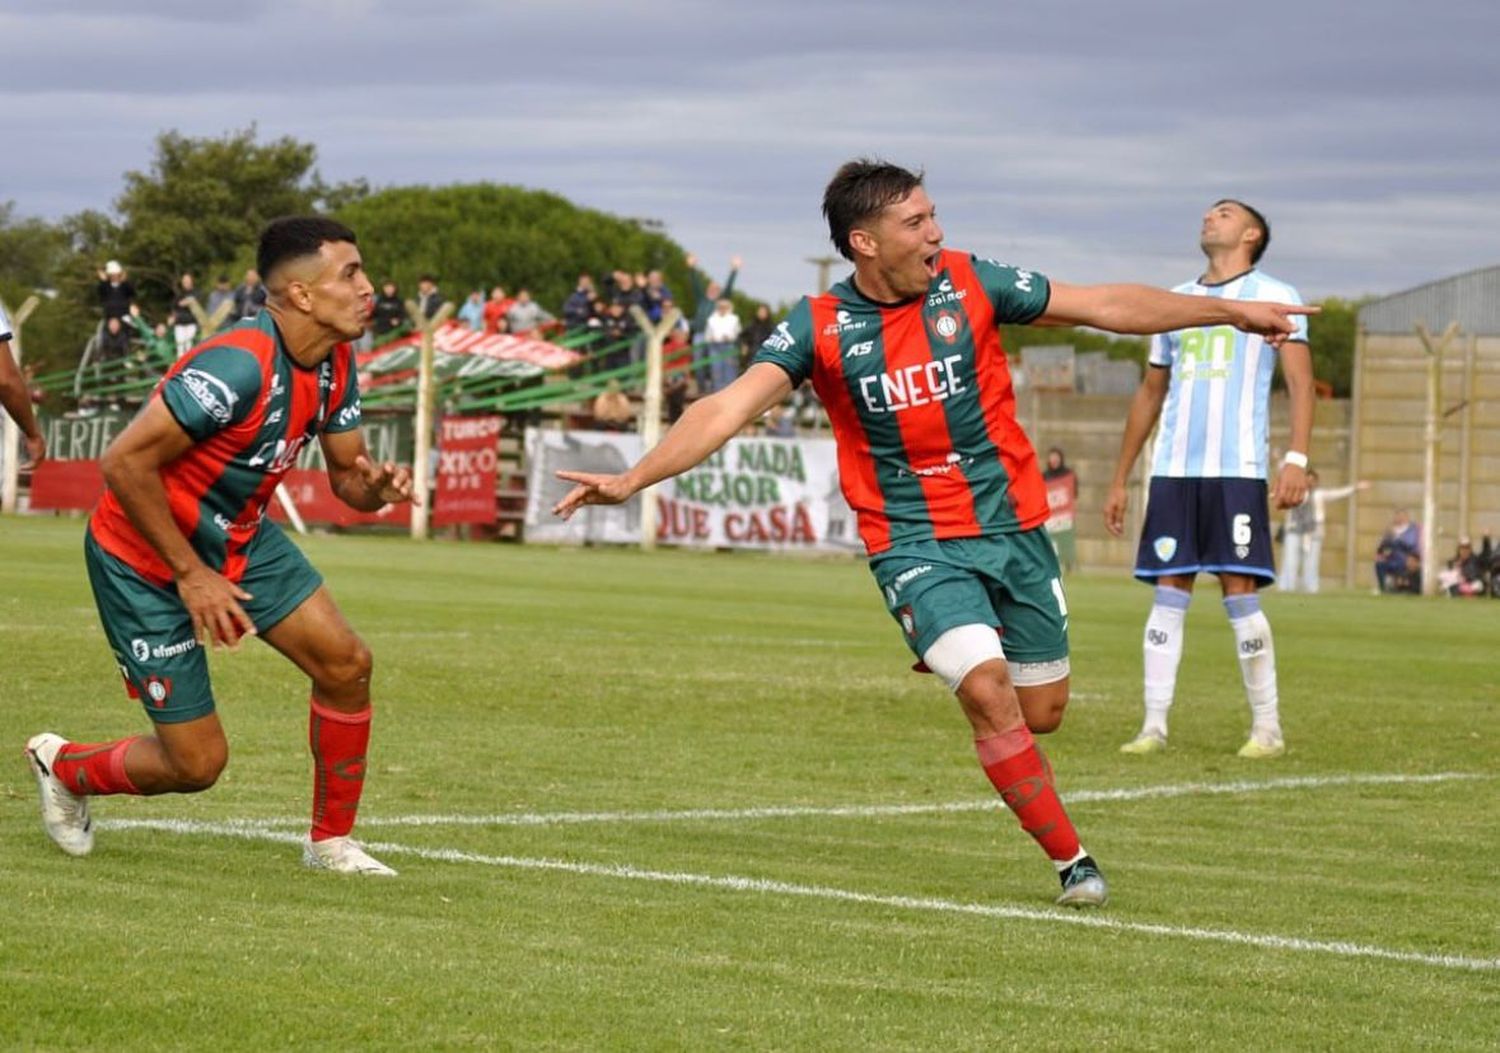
869, 529, 1069, 665
84, 521, 323, 724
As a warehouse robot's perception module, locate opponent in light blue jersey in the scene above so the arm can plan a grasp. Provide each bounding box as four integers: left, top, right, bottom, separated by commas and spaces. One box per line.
1105, 199, 1316, 761
1149, 269, 1307, 480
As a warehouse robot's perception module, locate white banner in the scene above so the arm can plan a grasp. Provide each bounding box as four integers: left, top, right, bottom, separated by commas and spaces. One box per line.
524, 428, 863, 552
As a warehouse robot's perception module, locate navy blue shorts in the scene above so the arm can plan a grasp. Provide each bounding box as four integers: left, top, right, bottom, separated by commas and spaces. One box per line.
1134, 477, 1275, 586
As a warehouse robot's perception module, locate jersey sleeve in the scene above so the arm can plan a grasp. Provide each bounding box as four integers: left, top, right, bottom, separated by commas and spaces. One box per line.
322, 345, 363, 434
160, 345, 262, 440
748, 298, 816, 387
971, 255, 1051, 324
1148, 331, 1176, 368
1283, 285, 1310, 344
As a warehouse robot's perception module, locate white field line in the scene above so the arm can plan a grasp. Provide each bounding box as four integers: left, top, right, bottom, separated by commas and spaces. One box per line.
100, 816, 1500, 974
113, 771, 1486, 832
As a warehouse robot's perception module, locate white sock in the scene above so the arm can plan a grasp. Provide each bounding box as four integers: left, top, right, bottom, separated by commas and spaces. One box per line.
1225, 593, 1280, 739
1142, 585, 1191, 737
1053, 846, 1089, 872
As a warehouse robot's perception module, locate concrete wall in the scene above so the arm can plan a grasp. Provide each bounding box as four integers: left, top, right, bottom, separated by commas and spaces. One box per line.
1347, 330, 1500, 588
1017, 389, 1354, 583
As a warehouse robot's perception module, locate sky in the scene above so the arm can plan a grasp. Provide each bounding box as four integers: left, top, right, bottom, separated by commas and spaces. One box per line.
1, 0, 1497, 307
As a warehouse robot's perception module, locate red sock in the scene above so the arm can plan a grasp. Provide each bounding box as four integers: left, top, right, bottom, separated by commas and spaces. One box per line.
309, 698, 371, 842
51, 737, 143, 796
976, 726, 1082, 864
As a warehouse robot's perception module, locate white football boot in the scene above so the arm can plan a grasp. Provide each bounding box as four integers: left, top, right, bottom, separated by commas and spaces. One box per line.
302, 835, 398, 876
24, 733, 95, 857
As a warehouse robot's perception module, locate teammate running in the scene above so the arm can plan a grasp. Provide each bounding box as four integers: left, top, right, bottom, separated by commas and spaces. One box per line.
553, 160, 1315, 907
24, 216, 411, 875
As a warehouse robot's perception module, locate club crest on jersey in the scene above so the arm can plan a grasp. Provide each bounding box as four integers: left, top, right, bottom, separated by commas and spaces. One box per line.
179, 368, 238, 424
1153, 536, 1178, 562
929, 310, 964, 344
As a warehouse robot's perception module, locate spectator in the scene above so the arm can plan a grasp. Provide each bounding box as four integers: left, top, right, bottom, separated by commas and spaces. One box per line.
92, 315, 134, 407
1439, 537, 1486, 597
642, 269, 673, 323
96, 260, 135, 322
762, 402, 796, 437
171, 272, 200, 357
1278, 471, 1368, 593
591, 379, 636, 431
205, 275, 235, 329
232, 268, 267, 319
458, 290, 485, 331
686, 252, 740, 389
1374, 508, 1421, 593
743, 303, 775, 355
563, 274, 596, 331
1042, 446, 1079, 574
416, 275, 447, 322
483, 285, 514, 334
504, 288, 555, 337
372, 280, 406, 337
703, 298, 742, 393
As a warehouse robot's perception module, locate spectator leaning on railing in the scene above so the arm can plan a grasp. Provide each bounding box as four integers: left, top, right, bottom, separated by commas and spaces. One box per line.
504, 288, 555, 337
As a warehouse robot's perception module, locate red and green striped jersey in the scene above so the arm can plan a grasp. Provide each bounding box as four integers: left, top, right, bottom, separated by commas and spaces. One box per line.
89, 312, 363, 585
751, 249, 1050, 555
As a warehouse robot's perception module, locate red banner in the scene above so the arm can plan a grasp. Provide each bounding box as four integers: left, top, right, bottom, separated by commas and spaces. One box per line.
29, 460, 106, 510
432, 416, 501, 527
1045, 470, 1077, 532
269, 468, 412, 529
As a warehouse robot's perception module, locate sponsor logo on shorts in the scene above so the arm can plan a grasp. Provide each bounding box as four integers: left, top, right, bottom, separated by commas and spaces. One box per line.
179, 368, 238, 424
130, 636, 199, 662
1235, 544, 1250, 558
893, 564, 934, 589
899, 605, 916, 638
1153, 536, 1178, 562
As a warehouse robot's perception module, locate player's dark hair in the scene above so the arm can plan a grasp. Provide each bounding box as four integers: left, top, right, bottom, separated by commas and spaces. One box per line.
257, 216, 358, 283
823, 159, 925, 261
1215, 199, 1271, 264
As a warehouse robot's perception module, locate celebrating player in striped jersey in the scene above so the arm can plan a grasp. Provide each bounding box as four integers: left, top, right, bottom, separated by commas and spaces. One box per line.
23, 217, 412, 876
554, 160, 1314, 907
1105, 200, 1315, 760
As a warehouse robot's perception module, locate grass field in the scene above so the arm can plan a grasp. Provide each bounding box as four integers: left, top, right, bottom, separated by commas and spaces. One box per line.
2, 515, 1497, 1051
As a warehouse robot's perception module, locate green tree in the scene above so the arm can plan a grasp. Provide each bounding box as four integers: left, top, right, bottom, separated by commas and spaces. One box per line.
1306, 296, 1364, 397
112, 126, 364, 304
334, 183, 697, 313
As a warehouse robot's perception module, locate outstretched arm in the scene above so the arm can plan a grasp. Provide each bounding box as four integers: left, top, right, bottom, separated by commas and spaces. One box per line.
553, 362, 792, 517
1103, 364, 1171, 537
1039, 282, 1317, 349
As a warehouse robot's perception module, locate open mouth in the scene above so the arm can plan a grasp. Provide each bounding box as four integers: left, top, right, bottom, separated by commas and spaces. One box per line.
924, 252, 942, 278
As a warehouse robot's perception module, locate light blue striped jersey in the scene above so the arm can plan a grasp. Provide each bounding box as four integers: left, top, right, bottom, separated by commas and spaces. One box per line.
1148, 269, 1307, 480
